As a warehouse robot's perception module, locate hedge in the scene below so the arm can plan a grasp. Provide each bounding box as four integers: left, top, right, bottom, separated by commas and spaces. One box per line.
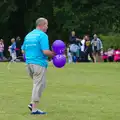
99, 34, 120, 50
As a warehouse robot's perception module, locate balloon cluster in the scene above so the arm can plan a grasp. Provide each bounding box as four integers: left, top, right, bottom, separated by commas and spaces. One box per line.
52, 40, 66, 68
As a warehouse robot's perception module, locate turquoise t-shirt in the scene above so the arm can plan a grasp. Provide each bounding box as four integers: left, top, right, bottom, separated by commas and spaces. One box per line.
21, 29, 49, 68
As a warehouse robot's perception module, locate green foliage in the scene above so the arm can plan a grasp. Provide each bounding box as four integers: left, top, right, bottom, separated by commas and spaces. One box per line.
1, 0, 120, 53
0, 0, 17, 24
99, 34, 120, 50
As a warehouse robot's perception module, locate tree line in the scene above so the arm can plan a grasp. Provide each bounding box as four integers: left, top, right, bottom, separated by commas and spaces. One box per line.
0, 0, 120, 54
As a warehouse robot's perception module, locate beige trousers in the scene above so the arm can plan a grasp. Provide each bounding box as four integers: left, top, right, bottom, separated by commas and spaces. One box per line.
26, 64, 46, 102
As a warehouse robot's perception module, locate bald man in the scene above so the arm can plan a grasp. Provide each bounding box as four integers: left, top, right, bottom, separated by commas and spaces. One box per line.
22, 18, 55, 115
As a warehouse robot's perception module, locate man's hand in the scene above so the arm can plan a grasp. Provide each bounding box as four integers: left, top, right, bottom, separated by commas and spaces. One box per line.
43, 50, 55, 57
21, 50, 24, 54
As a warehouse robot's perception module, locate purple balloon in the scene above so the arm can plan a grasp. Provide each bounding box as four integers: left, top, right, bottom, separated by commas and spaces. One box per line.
52, 40, 66, 54
53, 54, 66, 68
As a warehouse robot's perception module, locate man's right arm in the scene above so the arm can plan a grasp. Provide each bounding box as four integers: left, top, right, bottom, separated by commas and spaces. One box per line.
21, 40, 25, 54
43, 50, 55, 57
40, 34, 55, 57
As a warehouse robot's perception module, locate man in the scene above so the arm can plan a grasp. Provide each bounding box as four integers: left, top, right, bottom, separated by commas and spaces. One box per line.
69, 31, 80, 45
80, 35, 94, 62
21, 17, 55, 115
84, 35, 94, 62
91, 34, 103, 62
69, 31, 81, 62
16, 36, 22, 58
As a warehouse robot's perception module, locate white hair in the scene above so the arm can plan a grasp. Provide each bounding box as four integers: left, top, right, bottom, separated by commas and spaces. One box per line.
93, 34, 97, 37
36, 17, 47, 26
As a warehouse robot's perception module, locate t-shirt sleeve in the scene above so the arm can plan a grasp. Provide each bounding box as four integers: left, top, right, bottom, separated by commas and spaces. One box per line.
40, 34, 50, 50
21, 44, 25, 51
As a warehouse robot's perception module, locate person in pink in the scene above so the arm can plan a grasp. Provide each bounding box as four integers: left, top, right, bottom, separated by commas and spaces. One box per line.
0, 39, 4, 60
102, 51, 108, 62
107, 46, 114, 62
114, 49, 120, 62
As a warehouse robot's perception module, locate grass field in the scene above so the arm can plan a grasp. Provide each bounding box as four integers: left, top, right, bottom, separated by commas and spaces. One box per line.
0, 62, 120, 120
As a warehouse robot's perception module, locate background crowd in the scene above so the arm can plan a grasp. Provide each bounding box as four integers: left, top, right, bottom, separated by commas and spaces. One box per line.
0, 36, 23, 62
0, 32, 120, 63
67, 31, 120, 63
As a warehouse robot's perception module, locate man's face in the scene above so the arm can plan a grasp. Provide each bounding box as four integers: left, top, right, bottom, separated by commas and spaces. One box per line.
84, 36, 89, 41
0, 39, 3, 43
17, 37, 21, 41
71, 31, 75, 36
94, 35, 97, 40
42, 20, 48, 32
11, 39, 15, 43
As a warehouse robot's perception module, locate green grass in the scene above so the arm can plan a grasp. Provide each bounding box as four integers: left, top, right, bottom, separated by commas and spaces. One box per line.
0, 62, 120, 120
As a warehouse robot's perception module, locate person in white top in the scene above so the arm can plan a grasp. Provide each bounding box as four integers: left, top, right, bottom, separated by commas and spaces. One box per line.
81, 39, 85, 52
8, 38, 17, 62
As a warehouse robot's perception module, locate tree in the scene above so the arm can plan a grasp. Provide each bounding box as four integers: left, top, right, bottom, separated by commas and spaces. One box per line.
0, 0, 120, 54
